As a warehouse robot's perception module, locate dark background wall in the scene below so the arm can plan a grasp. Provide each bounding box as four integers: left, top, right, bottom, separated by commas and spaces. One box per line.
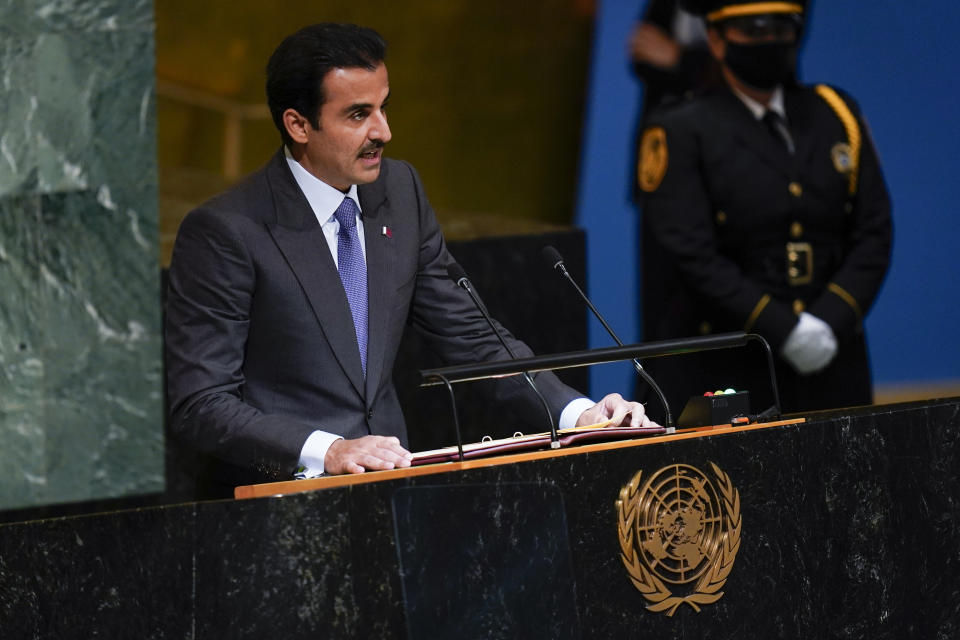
155, 0, 597, 265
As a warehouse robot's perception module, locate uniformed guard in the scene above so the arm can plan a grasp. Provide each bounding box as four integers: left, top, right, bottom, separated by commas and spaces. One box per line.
636, 0, 892, 415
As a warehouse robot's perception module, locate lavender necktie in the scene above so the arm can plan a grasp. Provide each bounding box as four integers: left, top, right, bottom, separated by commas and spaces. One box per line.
334, 197, 368, 376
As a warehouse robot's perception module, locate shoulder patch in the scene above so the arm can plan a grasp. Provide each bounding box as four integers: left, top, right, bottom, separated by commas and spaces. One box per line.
638, 126, 668, 193
830, 142, 853, 174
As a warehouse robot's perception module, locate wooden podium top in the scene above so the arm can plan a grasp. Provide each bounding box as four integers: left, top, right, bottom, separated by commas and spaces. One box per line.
234, 417, 805, 500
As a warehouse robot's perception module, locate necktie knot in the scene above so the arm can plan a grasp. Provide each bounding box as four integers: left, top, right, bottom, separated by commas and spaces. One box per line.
762, 110, 794, 153
762, 109, 783, 128
335, 197, 359, 230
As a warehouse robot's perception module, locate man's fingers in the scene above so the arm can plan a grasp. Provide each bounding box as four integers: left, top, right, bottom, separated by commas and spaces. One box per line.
624, 403, 641, 427
326, 436, 413, 475
595, 394, 648, 427
344, 460, 366, 475
607, 403, 631, 427
354, 452, 397, 472
577, 404, 613, 427
356, 441, 411, 470
599, 393, 628, 426
630, 402, 648, 427
378, 437, 413, 460
369, 445, 412, 469
609, 402, 645, 427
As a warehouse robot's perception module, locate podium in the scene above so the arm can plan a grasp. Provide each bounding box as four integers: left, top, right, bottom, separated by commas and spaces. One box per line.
2, 398, 959, 638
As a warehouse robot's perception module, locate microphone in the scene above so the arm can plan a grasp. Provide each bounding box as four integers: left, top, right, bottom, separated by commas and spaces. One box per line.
541, 246, 674, 429
446, 263, 561, 448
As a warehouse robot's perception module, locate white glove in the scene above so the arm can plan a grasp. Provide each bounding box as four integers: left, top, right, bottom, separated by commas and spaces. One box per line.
780, 312, 838, 375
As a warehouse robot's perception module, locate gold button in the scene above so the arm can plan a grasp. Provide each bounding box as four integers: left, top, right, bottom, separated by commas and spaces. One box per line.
790, 221, 803, 238
699, 321, 712, 335
715, 211, 727, 225
788, 182, 803, 197
793, 299, 805, 314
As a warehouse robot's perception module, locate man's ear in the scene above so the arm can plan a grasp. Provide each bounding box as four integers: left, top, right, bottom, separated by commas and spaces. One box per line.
282, 108, 312, 144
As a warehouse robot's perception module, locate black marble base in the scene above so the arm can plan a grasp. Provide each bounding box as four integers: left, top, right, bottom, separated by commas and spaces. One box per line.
2, 399, 959, 639
393, 483, 579, 640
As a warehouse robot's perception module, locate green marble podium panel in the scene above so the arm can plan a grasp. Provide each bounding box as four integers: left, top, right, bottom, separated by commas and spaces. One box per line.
0, 0, 162, 510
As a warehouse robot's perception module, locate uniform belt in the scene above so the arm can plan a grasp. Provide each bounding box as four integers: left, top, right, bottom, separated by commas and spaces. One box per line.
733, 241, 843, 289
786, 242, 812, 286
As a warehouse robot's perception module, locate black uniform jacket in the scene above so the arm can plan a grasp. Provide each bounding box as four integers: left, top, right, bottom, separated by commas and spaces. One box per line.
638, 83, 892, 412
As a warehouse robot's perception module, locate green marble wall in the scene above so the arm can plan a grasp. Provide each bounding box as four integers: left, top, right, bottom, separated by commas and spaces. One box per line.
0, 1, 162, 510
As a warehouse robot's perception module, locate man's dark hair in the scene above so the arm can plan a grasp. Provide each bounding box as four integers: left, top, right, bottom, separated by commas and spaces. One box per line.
266, 23, 386, 145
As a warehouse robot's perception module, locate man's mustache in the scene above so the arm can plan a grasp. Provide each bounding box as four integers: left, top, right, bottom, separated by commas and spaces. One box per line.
359, 140, 385, 155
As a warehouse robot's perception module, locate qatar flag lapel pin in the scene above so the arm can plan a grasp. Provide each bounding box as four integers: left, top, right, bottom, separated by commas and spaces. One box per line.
381, 226, 392, 239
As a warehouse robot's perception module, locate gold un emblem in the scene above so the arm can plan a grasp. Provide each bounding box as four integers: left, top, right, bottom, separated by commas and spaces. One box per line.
617, 463, 742, 616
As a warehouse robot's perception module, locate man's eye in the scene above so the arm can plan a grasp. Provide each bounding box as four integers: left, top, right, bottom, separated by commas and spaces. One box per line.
351, 111, 367, 121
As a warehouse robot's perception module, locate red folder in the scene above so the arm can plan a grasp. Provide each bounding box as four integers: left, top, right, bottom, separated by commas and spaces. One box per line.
411, 424, 668, 466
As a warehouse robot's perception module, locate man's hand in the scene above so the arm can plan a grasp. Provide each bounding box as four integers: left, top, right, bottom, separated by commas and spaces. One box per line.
629, 22, 682, 70
324, 435, 413, 475
575, 393, 658, 429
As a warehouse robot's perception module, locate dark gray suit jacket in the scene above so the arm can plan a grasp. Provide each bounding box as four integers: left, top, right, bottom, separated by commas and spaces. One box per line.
165, 151, 580, 482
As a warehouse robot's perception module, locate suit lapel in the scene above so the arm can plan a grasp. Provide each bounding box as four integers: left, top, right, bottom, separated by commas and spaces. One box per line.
358, 166, 394, 402
714, 88, 795, 179
263, 151, 366, 397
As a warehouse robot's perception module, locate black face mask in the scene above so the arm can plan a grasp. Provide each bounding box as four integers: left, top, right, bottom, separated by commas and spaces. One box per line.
723, 41, 797, 90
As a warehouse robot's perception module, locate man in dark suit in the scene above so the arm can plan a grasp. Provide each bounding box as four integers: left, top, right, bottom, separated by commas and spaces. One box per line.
637, 1, 892, 415
165, 23, 652, 489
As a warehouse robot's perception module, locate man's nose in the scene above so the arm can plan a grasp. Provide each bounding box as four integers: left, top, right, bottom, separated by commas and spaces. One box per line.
370, 111, 391, 143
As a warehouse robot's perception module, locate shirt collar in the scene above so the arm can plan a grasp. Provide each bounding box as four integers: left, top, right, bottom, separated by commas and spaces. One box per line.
284, 147, 361, 225
731, 85, 786, 121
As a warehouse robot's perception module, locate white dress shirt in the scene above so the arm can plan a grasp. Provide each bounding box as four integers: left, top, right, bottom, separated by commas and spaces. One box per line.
731, 84, 787, 121
284, 149, 592, 476
731, 85, 794, 152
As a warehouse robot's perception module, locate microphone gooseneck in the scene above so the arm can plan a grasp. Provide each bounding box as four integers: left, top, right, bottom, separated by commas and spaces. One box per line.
446, 263, 561, 448
540, 246, 674, 429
